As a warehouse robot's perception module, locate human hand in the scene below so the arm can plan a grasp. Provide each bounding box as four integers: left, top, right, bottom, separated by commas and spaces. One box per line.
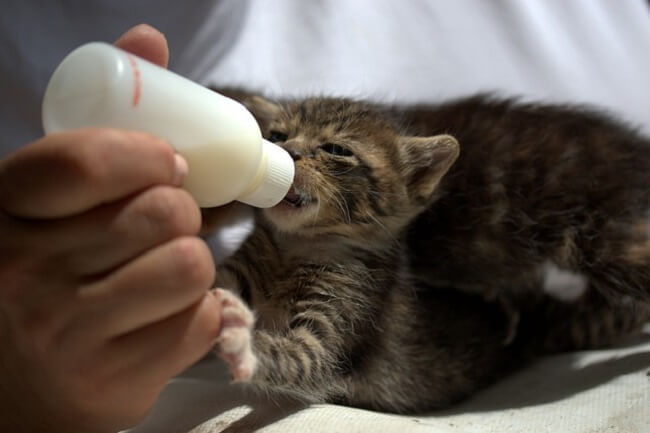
0, 25, 221, 433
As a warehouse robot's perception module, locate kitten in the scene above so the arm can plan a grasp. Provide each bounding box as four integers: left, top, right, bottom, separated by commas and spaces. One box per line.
203, 93, 650, 413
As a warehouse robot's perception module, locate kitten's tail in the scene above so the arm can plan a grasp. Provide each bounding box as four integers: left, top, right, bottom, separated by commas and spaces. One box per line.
514, 290, 650, 357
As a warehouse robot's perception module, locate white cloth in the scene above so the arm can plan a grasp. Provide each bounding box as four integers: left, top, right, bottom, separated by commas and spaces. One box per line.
2, 1, 650, 432
208, 0, 650, 136
128, 329, 650, 433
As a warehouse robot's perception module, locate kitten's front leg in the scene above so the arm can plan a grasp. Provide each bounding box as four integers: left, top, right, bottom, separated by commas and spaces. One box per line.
213, 290, 352, 402
213, 289, 257, 381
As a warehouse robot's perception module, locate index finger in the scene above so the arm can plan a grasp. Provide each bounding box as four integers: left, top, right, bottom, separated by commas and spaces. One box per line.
0, 128, 187, 219
114, 23, 169, 68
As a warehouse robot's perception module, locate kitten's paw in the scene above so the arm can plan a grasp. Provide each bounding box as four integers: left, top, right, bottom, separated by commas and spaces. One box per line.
213, 288, 257, 382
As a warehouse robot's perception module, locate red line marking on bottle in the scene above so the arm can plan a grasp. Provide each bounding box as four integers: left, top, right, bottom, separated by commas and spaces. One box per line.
127, 55, 141, 107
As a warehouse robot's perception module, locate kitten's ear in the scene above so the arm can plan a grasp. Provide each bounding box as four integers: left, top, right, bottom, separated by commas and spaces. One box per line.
399, 134, 459, 204
244, 95, 282, 132
211, 87, 281, 132
211, 87, 282, 131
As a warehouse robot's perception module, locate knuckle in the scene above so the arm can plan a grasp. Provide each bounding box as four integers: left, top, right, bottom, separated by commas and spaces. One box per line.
75, 128, 176, 185
136, 187, 201, 237
125, 130, 177, 175
170, 237, 215, 289
71, 128, 128, 183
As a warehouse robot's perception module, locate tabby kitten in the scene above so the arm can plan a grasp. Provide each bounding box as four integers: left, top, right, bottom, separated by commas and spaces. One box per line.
204, 93, 650, 413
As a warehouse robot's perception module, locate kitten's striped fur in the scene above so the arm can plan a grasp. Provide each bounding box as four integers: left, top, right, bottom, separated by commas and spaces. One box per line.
205, 92, 650, 413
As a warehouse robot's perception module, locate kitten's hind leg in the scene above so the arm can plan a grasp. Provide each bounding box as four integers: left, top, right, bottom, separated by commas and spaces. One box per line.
516, 288, 650, 356
584, 216, 650, 302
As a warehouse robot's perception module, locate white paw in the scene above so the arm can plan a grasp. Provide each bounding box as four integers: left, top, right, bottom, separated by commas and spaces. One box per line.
542, 261, 588, 301
213, 289, 257, 382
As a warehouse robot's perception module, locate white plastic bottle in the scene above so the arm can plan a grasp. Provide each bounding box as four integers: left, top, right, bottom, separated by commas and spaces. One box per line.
42, 42, 294, 208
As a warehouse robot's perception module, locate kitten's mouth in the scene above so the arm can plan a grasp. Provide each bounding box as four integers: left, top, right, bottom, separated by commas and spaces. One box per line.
281, 188, 311, 208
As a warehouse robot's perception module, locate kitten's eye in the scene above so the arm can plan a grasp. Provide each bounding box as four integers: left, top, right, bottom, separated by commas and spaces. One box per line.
268, 130, 288, 143
320, 143, 354, 157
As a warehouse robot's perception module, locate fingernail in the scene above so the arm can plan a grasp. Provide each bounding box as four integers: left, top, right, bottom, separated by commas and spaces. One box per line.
173, 153, 188, 185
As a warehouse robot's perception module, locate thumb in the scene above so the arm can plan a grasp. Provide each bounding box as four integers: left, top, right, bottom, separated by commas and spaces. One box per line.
114, 24, 169, 68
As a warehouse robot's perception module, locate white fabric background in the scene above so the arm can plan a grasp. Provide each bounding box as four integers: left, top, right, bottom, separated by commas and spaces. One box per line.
207, 0, 650, 136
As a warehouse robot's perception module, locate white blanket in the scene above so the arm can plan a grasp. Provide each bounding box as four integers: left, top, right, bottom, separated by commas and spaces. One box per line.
127, 327, 649, 433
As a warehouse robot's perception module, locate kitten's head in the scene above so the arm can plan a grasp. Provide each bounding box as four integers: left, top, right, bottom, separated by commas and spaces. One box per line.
244, 95, 458, 239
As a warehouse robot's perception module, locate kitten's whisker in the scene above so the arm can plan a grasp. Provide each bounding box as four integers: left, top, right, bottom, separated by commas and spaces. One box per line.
335, 193, 353, 225
320, 187, 352, 225
331, 189, 353, 225
311, 198, 322, 229
331, 167, 357, 176
366, 212, 398, 245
